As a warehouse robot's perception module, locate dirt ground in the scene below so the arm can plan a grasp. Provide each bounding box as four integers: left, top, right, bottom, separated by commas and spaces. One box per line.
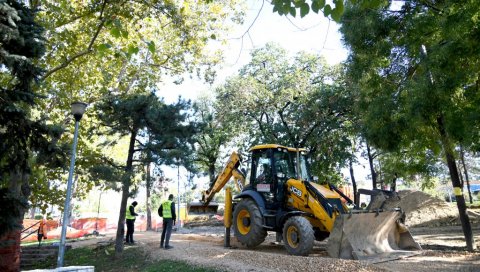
72, 224, 480, 272
69, 191, 480, 271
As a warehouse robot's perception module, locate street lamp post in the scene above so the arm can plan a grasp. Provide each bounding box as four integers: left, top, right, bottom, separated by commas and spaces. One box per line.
177, 164, 181, 228
57, 102, 87, 268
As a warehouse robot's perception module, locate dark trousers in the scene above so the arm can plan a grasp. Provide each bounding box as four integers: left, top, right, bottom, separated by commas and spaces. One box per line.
126, 219, 135, 243
160, 218, 173, 246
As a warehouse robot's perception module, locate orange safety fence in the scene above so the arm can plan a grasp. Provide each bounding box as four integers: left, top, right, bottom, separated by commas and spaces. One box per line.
134, 217, 163, 231
71, 217, 106, 232
338, 186, 354, 203
22, 218, 98, 242
22, 216, 185, 243
22, 219, 59, 242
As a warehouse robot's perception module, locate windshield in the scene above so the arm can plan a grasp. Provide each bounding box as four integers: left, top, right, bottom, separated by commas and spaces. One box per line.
291, 151, 311, 181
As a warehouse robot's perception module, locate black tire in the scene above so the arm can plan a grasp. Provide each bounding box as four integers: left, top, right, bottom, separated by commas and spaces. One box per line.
282, 216, 314, 256
233, 198, 267, 248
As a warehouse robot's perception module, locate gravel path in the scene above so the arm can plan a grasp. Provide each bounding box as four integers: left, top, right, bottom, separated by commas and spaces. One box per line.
74, 225, 480, 272
141, 225, 480, 272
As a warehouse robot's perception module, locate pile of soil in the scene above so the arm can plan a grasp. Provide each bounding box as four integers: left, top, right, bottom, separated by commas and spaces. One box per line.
382, 190, 480, 227
184, 215, 224, 228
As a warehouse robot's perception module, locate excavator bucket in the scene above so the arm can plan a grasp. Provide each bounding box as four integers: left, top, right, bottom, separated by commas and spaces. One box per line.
327, 210, 421, 263
187, 201, 219, 215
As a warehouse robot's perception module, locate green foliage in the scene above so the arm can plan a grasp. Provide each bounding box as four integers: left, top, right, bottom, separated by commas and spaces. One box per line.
341, 0, 480, 166
270, 0, 385, 21
192, 94, 241, 184
18, 0, 245, 209
93, 92, 197, 172
215, 43, 355, 180
0, 0, 68, 235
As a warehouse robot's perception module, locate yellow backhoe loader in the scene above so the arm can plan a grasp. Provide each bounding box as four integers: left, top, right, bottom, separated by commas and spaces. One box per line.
201, 144, 421, 261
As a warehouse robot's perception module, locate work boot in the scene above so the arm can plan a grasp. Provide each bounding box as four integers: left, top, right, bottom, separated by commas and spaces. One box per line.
164, 245, 173, 250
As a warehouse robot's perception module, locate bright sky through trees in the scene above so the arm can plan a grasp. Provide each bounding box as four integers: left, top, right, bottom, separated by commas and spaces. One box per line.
159, 0, 348, 104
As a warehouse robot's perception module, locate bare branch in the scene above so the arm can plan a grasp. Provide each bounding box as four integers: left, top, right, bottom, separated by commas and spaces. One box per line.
277, 101, 296, 145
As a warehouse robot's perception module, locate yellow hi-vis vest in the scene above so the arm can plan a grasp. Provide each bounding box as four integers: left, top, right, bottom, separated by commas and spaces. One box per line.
126, 205, 136, 220
162, 200, 173, 219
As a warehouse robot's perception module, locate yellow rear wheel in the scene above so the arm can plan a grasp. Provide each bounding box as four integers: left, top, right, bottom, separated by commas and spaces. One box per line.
233, 198, 267, 248
236, 209, 251, 235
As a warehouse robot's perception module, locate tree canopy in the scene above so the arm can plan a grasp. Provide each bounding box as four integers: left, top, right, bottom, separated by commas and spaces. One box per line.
215, 43, 355, 182
340, 0, 480, 251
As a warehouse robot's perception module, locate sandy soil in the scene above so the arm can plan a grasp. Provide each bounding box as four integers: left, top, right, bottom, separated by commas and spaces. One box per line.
73, 224, 480, 272
68, 192, 480, 271
382, 190, 480, 228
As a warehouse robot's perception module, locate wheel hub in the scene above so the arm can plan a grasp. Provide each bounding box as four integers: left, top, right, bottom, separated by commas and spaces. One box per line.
287, 226, 299, 248
242, 217, 251, 227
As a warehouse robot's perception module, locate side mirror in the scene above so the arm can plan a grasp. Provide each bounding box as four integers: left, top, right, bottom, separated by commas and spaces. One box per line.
313, 176, 319, 182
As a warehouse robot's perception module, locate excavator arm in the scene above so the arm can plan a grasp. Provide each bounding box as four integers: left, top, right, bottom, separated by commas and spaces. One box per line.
201, 151, 245, 206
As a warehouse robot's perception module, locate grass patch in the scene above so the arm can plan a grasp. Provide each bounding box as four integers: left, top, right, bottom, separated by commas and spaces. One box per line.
29, 245, 219, 272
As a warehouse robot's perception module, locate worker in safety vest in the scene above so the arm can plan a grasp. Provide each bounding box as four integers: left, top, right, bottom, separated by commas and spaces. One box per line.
158, 194, 176, 249
125, 201, 139, 244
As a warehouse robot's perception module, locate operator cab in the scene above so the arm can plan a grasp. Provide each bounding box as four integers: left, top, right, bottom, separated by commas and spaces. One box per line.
249, 144, 309, 209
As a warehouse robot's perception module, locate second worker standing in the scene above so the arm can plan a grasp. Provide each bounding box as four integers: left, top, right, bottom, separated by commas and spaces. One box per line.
158, 194, 176, 249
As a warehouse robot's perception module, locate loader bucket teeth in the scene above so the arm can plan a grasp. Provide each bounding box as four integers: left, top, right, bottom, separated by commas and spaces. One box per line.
327, 210, 421, 262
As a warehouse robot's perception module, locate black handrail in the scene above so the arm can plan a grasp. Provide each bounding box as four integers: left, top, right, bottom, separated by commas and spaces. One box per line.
21, 221, 40, 234
21, 230, 38, 241
21, 221, 41, 241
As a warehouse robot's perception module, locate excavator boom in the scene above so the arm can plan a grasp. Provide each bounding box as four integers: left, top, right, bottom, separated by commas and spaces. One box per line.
202, 151, 245, 205
189, 152, 245, 215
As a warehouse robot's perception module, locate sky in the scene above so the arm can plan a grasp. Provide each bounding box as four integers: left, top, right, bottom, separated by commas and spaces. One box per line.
158, 0, 349, 104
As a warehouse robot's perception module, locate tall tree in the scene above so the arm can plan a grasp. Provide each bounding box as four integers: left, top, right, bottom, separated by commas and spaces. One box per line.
0, 1, 67, 271
192, 94, 241, 185
340, 1, 480, 251
21, 0, 245, 212
215, 44, 354, 182
94, 92, 197, 255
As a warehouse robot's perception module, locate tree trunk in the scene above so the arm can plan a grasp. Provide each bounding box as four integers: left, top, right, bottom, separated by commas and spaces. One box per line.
30, 207, 36, 219
114, 180, 130, 256
1, 170, 30, 272
437, 116, 476, 251
115, 129, 137, 255
366, 142, 377, 189
208, 161, 216, 187
460, 147, 473, 204
391, 173, 397, 192
146, 163, 152, 231
0, 229, 21, 272
349, 159, 358, 206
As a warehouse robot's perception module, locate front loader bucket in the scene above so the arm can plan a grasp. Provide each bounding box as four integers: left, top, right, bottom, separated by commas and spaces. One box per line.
188, 201, 219, 215
327, 210, 421, 263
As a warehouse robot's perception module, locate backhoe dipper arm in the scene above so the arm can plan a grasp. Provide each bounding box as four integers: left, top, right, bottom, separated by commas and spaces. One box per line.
201, 151, 245, 206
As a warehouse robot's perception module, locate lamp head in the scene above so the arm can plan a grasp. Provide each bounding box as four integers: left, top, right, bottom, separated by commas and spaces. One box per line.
71, 102, 87, 121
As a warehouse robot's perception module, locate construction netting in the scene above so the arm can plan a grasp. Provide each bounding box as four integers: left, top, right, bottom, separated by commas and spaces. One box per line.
21, 216, 171, 242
